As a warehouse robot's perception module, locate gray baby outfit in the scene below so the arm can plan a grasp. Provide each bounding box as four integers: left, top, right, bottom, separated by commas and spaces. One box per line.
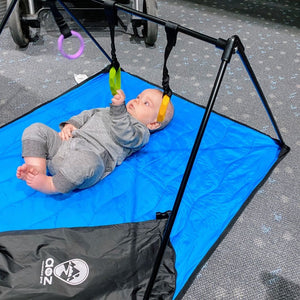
22, 103, 150, 193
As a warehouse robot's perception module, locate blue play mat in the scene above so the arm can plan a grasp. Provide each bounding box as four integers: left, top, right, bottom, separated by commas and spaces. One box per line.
0, 71, 286, 298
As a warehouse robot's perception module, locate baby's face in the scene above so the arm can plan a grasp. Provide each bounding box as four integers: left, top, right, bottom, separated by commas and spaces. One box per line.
126, 89, 162, 127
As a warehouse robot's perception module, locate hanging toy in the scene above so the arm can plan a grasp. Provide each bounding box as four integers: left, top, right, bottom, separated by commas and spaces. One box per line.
57, 30, 85, 60
157, 94, 170, 122
109, 66, 121, 96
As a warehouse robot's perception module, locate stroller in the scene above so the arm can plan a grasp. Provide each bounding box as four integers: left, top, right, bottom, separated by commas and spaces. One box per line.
4, 0, 158, 48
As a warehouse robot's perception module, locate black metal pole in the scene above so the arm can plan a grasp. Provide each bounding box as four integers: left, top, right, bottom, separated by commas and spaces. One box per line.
143, 37, 237, 300
236, 38, 284, 144
92, 0, 227, 50
0, 0, 18, 34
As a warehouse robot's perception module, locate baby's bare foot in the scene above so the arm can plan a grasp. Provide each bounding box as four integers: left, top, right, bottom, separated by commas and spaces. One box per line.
17, 163, 47, 180
26, 169, 57, 194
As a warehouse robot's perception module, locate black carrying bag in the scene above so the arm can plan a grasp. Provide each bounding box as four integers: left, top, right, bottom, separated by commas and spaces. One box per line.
0, 213, 176, 299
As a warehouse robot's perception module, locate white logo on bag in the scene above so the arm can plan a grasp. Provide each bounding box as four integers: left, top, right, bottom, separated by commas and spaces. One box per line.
54, 259, 89, 285
40, 258, 89, 286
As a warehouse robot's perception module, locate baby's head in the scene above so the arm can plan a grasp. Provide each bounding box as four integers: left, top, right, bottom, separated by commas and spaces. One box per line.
126, 89, 174, 132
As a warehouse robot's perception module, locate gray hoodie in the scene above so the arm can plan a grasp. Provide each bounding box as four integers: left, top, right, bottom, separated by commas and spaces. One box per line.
59, 102, 150, 179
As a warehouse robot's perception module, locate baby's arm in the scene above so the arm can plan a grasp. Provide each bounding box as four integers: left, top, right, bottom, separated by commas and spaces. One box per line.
110, 89, 149, 150
111, 89, 125, 106
59, 123, 77, 141
59, 108, 99, 133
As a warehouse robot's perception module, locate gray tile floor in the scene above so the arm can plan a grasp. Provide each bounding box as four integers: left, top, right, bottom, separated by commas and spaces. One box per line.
1, 0, 299, 299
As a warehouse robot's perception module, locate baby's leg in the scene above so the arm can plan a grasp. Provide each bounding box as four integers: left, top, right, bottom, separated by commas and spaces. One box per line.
17, 122, 62, 182
25, 169, 58, 194
51, 150, 105, 193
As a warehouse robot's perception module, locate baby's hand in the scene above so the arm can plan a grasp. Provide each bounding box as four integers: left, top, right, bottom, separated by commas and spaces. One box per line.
59, 123, 77, 141
111, 89, 125, 106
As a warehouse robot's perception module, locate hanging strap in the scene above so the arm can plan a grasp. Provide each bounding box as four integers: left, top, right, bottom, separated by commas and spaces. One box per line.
104, 0, 121, 95
157, 22, 178, 122
47, 0, 71, 38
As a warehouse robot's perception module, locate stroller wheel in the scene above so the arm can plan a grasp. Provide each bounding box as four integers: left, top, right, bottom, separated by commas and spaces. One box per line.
143, 0, 157, 46
7, 0, 30, 48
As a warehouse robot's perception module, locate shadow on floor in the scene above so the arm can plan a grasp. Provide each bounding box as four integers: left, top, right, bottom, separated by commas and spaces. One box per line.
261, 271, 300, 300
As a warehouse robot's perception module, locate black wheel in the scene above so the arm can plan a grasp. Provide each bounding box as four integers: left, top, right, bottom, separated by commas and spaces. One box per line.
7, 0, 30, 48
143, 0, 158, 46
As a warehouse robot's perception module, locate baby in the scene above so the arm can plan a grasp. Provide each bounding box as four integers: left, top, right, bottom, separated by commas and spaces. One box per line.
16, 89, 174, 194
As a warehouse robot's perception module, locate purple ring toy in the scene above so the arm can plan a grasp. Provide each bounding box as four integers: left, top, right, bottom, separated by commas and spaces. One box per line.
57, 30, 84, 60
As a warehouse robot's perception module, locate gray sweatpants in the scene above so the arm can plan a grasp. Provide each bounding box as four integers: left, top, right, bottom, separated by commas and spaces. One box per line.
22, 123, 106, 193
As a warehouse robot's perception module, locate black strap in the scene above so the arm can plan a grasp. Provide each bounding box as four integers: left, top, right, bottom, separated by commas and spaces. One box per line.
46, 0, 71, 38
162, 22, 178, 98
104, 0, 120, 71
